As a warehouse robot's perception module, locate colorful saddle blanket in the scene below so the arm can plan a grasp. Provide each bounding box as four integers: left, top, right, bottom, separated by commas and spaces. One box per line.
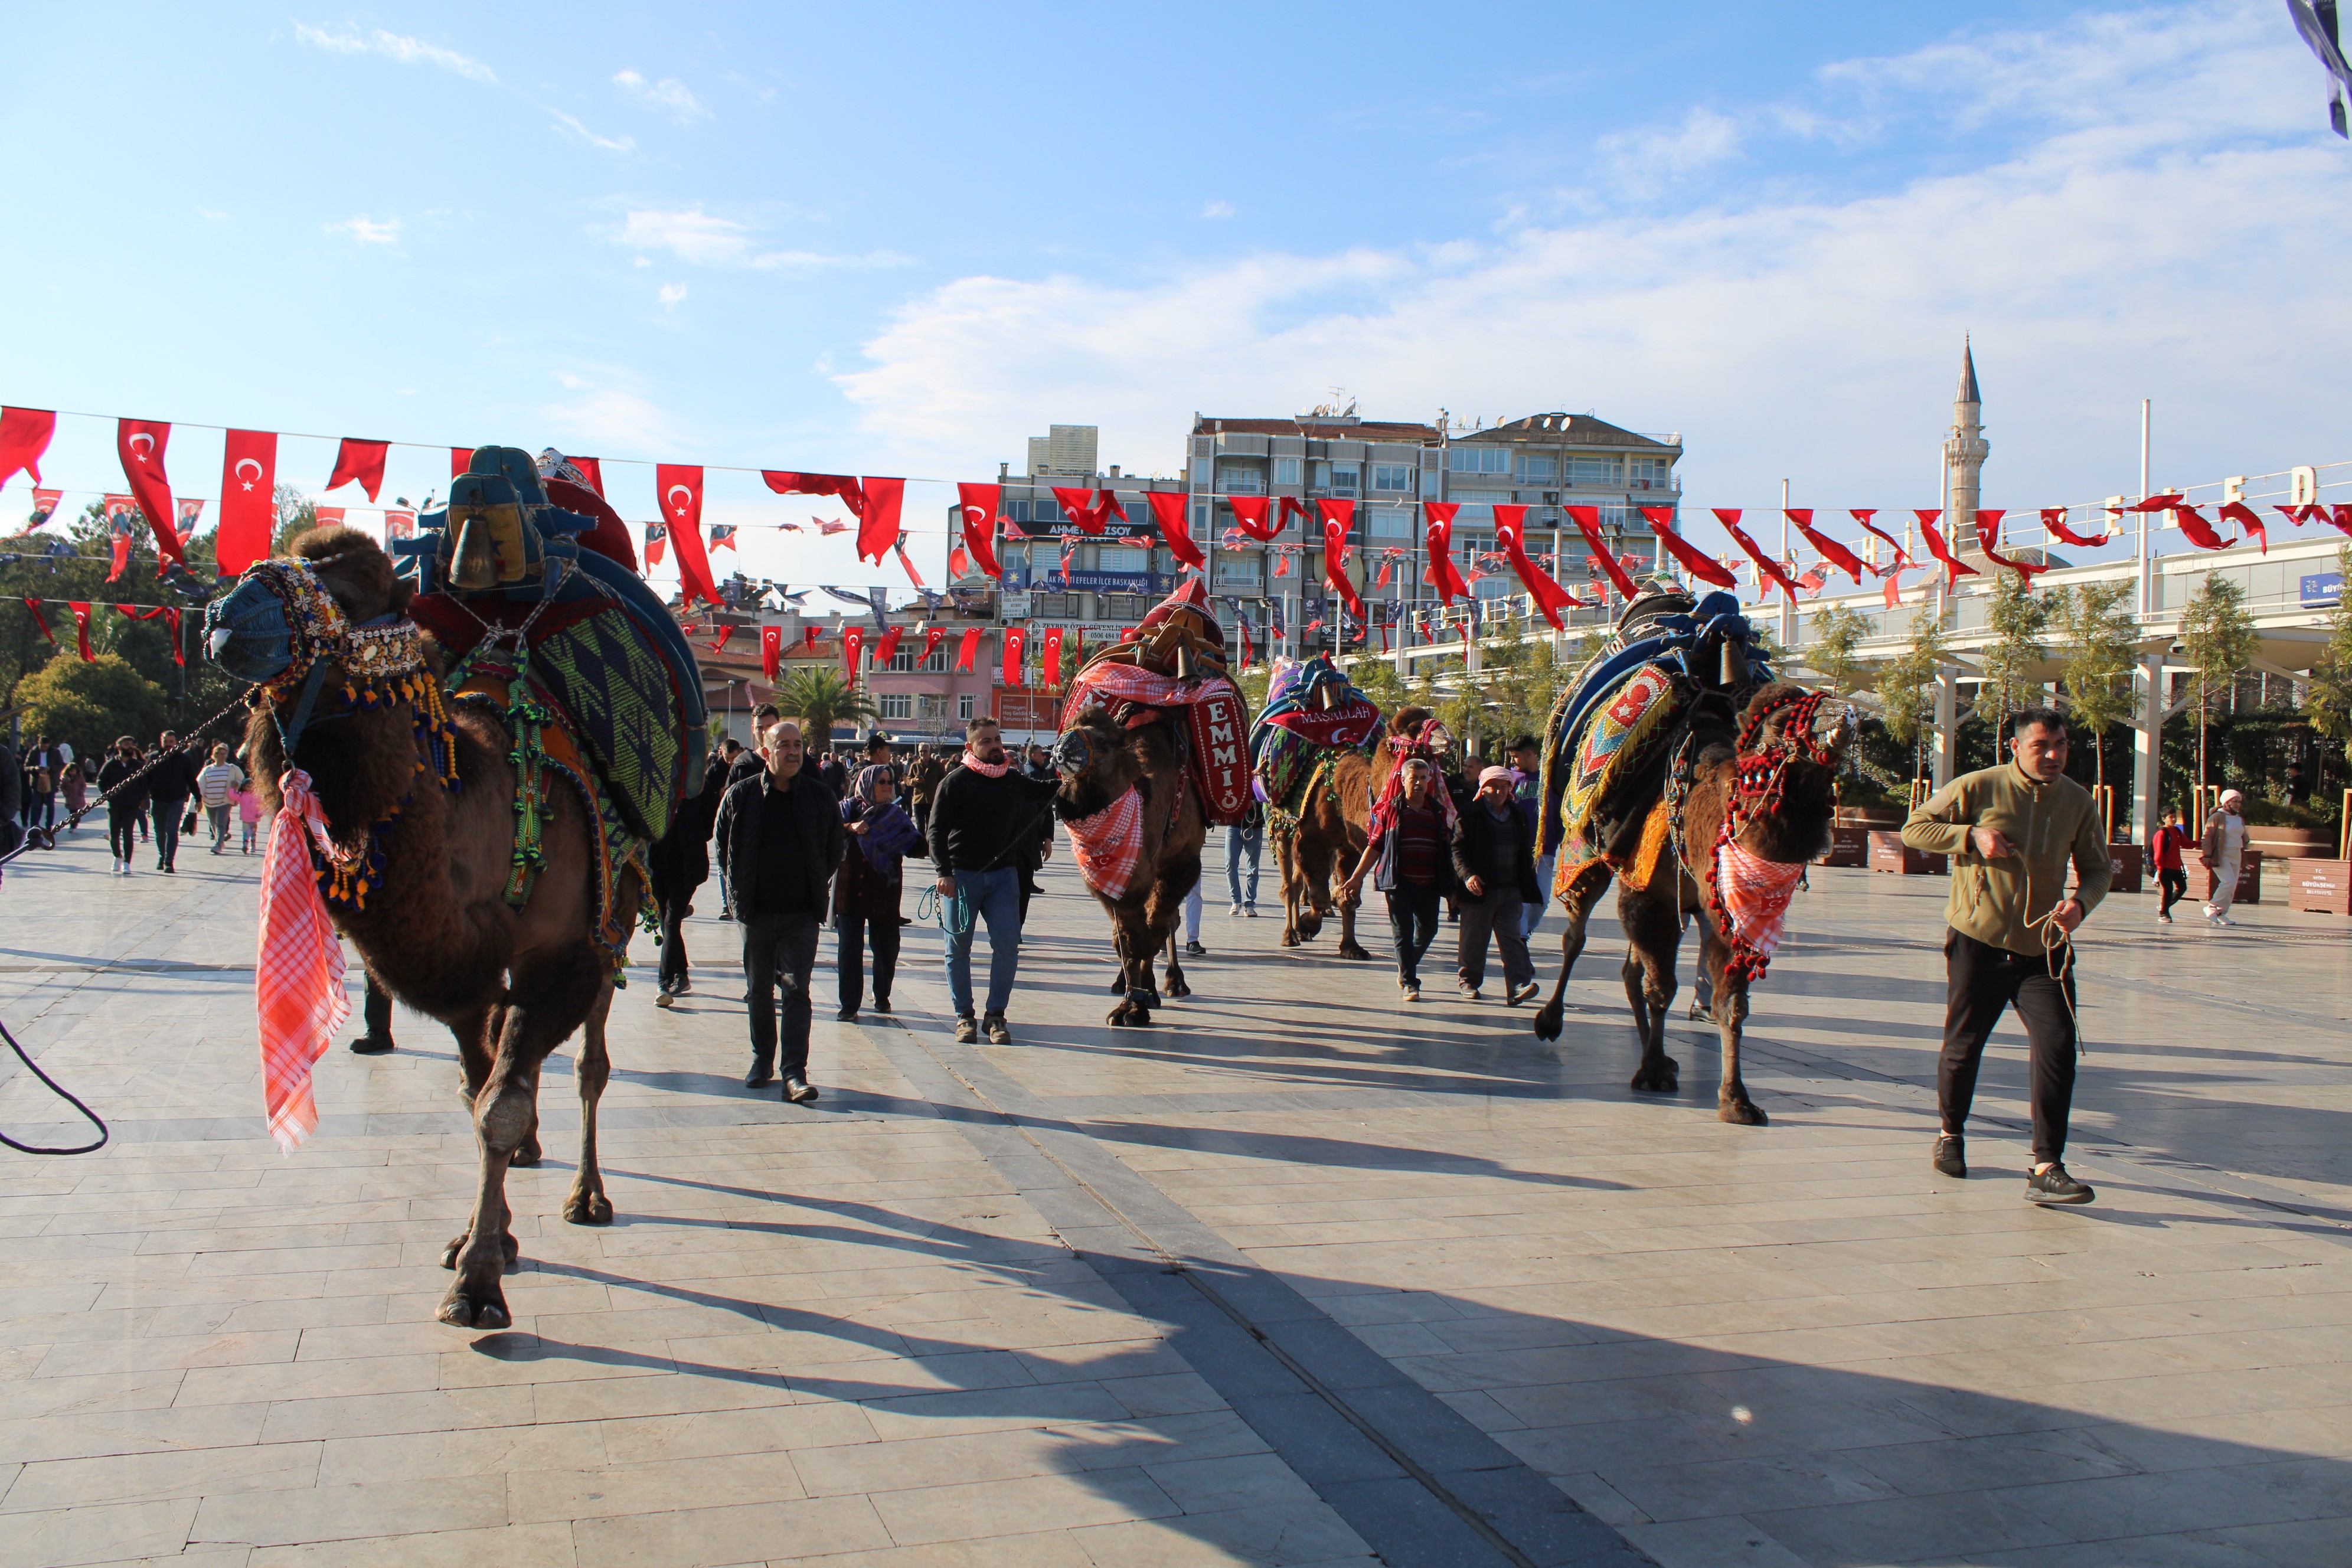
1059, 657, 1253, 828
1249, 656, 1380, 815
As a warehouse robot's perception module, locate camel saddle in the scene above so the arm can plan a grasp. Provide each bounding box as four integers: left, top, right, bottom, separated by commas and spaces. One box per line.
394, 446, 706, 845
1248, 655, 1381, 818
1056, 580, 1252, 827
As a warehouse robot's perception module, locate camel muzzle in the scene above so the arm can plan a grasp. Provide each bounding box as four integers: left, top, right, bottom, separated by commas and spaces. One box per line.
201, 578, 296, 684
1052, 730, 1095, 778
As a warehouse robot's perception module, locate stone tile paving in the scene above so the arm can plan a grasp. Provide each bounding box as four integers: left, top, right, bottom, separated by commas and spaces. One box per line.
1, 819, 2348, 1566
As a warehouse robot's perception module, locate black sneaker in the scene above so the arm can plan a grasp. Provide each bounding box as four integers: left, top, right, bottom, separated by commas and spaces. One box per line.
871, 997, 893, 1012
984, 1014, 1012, 1045
953, 1015, 979, 1043
743, 1064, 775, 1089
836, 1006, 860, 1021
2026, 1164, 2095, 1205
1183, 940, 1206, 957
1932, 1134, 1966, 1178
348, 1036, 396, 1056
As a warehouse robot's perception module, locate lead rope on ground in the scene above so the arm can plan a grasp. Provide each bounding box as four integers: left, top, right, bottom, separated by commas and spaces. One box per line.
0, 1015, 107, 1156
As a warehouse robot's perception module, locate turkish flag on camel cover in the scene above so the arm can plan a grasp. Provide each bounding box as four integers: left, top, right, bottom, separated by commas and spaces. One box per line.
217, 429, 277, 577
116, 419, 185, 568
654, 465, 721, 608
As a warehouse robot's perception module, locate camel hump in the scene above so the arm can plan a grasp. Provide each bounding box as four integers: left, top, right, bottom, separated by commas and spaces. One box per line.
1392, 705, 1434, 736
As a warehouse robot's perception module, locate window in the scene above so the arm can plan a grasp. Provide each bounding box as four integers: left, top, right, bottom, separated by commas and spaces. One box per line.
1273, 456, 1302, 485
1371, 463, 1413, 493
1033, 497, 1062, 524
1217, 460, 1265, 495
1369, 505, 1413, 540
1031, 593, 1076, 616
1103, 593, 1151, 620
878, 693, 913, 720
1518, 453, 1558, 482
1193, 501, 1210, 528
1629, 456, 1671, 489
1448, 446, 1510, 474
1190, 458, 1213, 488
890, 648, 949, 672
1328, 465, 1360, 496
1214, 555, 1263, 587
958, 694, 975, 721
1569, 455, 1618, 485
919, 694, 950, 722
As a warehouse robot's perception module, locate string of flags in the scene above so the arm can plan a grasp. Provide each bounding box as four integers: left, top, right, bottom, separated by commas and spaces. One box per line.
9, 594, 187, 666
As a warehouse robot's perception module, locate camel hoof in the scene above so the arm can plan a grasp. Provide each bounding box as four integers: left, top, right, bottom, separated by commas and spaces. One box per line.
1109, 974, 1127, 995
1631, 1058, 1681, 1094
1164, 978, 1191, 999
509, 1138, 543, 1170
1337, 941, 1371, 961
437, 1287, 511, 1331
1531, 1003, 1564, 1041
1719, 1097, 1770, 1127
1280, 930, 1301, 948
563, 1191, 614, 1226
440, 1234, 466, 1270
1298, 918, 1324, 942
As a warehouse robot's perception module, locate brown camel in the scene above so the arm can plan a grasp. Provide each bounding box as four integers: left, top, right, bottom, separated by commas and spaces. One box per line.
1272, 748, 1374, 959
225, 528, 633, 1330
1050, 704, 1205, 1026
1531, 682, 1851, 1126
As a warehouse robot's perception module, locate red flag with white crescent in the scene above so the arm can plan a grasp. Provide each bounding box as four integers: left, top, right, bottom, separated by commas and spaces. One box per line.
955, 482, 1004, 579
217, 429, 276, 576
875, 626, 904, 665
760, 624, 783, 680
1565, 506, 1641, 602
1785, 509, 1865, 584
1492, 504, 1576, 630
67, 600, 93, 662
1318, 499, 1363, 619
1002, 625, 1027, 688
921, 625, 946, 664
1423, 502, 1471, 603
1229, 495, 1278, 541
1913, 509, 1978, 587
857, 477, 904, 565
0, 407, 55, 489
116, 419, 184, 568
842, 624, 865, 682
2039, 506, 2107, 550
1146, 491, 1205, 570
1042, 625, 1064, 687
956, 626, 981, 672
655, 465, 721, 607
326, 438, 390, 502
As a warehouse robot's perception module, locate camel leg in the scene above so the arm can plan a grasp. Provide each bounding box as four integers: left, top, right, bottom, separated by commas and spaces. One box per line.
440, 944, 600, 1331
1160, 863, 1197, 1000
1162, 935, 1188, 1000
1108, 912, 1154, 1027
454, 1001, 540, 1168
1335, 869, 1370, 961
1531, 863, 1615, 1041
562, 979, 616, 1225
1295, 837, 1328, 944
1619, 884, 1683, 1095
1276, 835, 1305, 948
1711, 953, 1767, 1126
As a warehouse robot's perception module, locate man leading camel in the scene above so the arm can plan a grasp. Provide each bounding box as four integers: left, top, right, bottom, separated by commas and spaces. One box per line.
716, 720, 846, 1102
1902, 708, 2112, 1204
929, 717, 1059, 1044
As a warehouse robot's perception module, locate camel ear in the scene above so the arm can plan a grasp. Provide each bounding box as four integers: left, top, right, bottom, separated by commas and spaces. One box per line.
292, 525, 399, 620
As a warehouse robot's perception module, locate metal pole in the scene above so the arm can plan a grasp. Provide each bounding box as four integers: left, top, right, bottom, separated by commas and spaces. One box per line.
2137, 398, 2152, 618
1779, 477, 1793, 648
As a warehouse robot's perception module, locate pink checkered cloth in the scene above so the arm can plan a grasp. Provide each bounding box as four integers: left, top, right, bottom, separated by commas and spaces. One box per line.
1714, 839, 1805, 979
256, 769, 351, 1150
1064, 786, 1146, 900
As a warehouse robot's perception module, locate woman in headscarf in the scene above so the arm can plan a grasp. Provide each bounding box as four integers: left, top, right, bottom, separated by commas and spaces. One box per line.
834, 764, 926, 1021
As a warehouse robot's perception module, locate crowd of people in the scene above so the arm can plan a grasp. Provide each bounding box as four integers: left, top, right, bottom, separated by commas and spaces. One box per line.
0, 730, 262, 870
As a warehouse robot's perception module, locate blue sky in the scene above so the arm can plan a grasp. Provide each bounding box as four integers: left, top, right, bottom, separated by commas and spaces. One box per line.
4, 1, 2348, 592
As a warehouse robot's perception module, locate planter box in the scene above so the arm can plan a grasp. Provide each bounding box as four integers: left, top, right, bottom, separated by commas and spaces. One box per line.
1869, 831, 1945, 875
1817, 825, 1870, 868
2183, 848, 2260, 906
2103, 842, 2143, 896
1834, 806, 1904, 828
2288, 859, 2352, 916
2249, 827, 2334, 860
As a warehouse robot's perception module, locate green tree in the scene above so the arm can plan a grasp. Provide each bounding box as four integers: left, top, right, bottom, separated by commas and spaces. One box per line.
2051, 579, 2137, 795
1877, 608, 1949, 773
1978, 573, 2050, 733
11, 653, 169, 757
1805, 602, 1871, 699
2178, 573, 2259, 793
2302, 547, 2352, 771
777, 666, 880, 745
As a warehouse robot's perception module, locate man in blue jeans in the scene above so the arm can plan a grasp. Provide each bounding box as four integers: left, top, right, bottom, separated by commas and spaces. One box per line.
927, 717, 1060, 1044
1225, 798, 1263, 916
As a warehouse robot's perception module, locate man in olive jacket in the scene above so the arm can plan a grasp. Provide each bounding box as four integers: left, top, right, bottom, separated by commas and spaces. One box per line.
1902, 708, 2112, 1204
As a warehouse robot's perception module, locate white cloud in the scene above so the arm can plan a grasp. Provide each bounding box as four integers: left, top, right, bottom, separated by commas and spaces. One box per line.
544, 370, 678, 453
1200, 200, 1236, 220
548, 109, 635, 153
837, 1, 2352, 511
658, 282, 688, 307
608, 207, 911, 272
1597, 106, 1744, 194
325, 215, 401, 245
613, 69, 711, 123
294, 24, 494, 83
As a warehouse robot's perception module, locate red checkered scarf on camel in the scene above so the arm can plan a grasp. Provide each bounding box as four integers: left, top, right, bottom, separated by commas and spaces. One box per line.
1065, 782, 1151, 900
1366, 717, 1460, 839
1708, 688, 1838, 982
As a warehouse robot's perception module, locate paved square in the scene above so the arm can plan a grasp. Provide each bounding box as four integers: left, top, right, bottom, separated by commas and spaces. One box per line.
3, 822, 2350, 1567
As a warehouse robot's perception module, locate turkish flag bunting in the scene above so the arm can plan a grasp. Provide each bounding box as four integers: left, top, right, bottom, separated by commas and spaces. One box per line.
1493, 505, 1577, 630
1850, 508, 1910, 574
1912, 509, 1977, 586
894, 534, 927, 589
1229, 495, 1278, 541
1051, 487, 1126, 538
1146, 491, 1204, 570
2217, 501, 2268, 554
1002, 625, 1027, 688
167, 606, 182, 667
1976, 511, 2052, 580
1043, 625, 1065, 688
217, 429, 277, 577
954, 482, 1005, 578
858, 478, 905, 566
1423, 502, 1472, 603
28, 489, 60, 528
2127, 492, 2184, 512
326, 438, 390, 501
760, 625, 783, 680
571, 458, 605, 497
21, 599, 51, 643
707, 625, 737, 655
802, 626, 821, 655
1715, 511, 1802, 601
842, 625, 865, 682
1318, 500, 1363, 619
956, 626, 981, 672
1785, 509, 1865, 584
107, 524, 130, 583
950, 545, 970, 579
1883, 566, 1911, 610
763, 472, 865, 513
313, 507, 345, 529
654, 465, 721, 607
875, 626, 904, 665
0, 407, 55, 489
1564, 505, 1640, 602
1237, 618, 1256, 671
642, 521, 666, 566
1641, 506, 1736, 588
2276, 504, 2325, 529
1273, 550, 1291, 578
2039, 506, 2106, 550
710, 525, 736, 551
921, 625, 947, 664
2168, 502, 2235, 553
67, 601, 93, 662
115, 419, 185, 568
451, 447, 472, 478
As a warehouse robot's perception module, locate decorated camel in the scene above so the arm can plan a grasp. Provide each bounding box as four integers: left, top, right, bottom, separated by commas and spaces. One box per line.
1528, 588, 1852, 1125
207, 448, 703, 1328
1249, 656, 1381, 956
1050, 581, 1253, 1026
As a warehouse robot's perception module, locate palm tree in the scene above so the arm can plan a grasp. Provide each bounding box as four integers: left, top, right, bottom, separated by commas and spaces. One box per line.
776, 666, 880, 747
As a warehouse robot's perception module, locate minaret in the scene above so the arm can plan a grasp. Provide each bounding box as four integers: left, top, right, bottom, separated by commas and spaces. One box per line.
1943, 337, 1989, 550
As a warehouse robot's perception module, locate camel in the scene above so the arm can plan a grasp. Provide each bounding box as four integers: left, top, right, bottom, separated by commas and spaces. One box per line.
1272, 750, 1374, 959
217, 527, 636, 1331
1531, 681, 1851, 1126
1051, 703, 1204, 1025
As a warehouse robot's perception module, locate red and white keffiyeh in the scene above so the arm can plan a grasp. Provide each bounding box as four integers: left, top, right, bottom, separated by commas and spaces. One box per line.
1064, 785, 1145, 900
961, 752, 1013, 778
1714, 839, 1804, 981
256, 768, 352, 1150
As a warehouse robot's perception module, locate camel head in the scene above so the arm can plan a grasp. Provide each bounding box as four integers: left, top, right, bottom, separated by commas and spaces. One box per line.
1726, 682, 1856, 863
204, 527, 414, 688
1051, 704, 1145, 821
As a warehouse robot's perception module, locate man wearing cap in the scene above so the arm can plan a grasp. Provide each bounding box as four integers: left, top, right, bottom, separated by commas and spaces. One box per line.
1451, 765, 1541, 1004
2199, 788, 2249, 926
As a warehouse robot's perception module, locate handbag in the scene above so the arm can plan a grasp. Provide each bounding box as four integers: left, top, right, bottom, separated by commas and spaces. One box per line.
181, 809, 199, 835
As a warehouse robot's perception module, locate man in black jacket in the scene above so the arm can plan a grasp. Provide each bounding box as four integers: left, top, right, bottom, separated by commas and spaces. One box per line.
145, 731, 201, 873
1451, 765, 1541, 1004
714, 721, 846, 1101
650, 749, 730, 1006
927, 717, 1059, 1044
